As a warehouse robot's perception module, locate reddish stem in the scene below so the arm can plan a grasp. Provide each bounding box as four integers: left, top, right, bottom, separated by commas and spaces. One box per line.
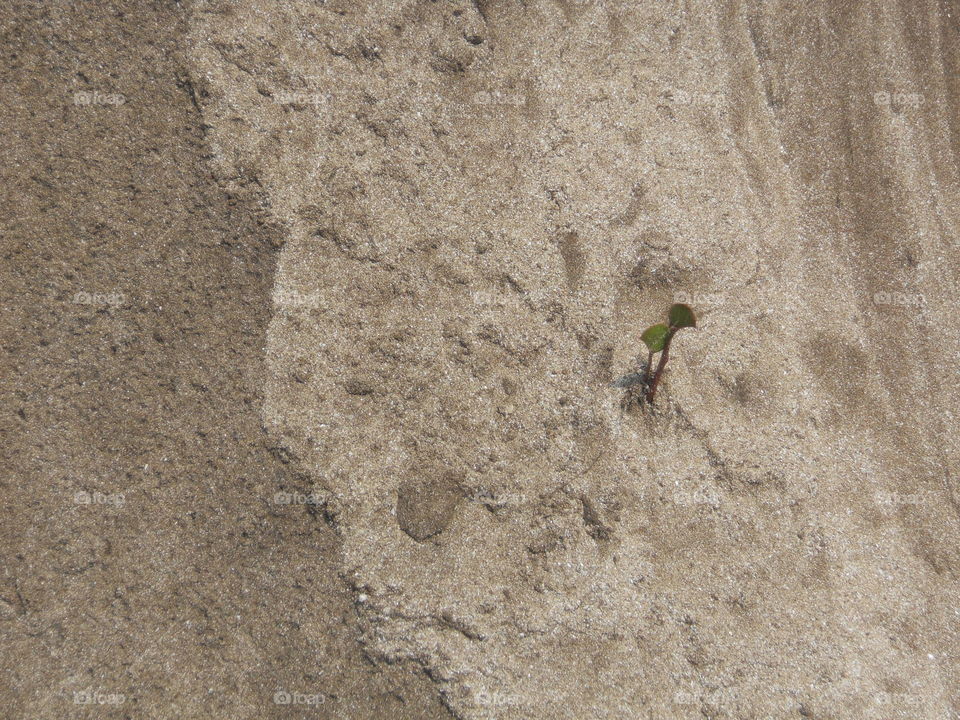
645, 332, 674, 403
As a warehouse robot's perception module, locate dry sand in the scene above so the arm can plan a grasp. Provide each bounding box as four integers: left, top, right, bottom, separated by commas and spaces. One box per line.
3, 0, 960, 718
1, 2, 449, 718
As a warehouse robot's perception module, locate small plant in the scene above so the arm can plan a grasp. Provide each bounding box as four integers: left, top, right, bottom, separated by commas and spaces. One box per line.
612, 303, 697, 404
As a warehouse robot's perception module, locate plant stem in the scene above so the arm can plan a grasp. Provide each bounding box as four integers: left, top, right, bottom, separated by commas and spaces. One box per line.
645, 332, 673, 403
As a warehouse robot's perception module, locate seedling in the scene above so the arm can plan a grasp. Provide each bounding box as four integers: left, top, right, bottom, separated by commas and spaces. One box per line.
613, 303, 697, 404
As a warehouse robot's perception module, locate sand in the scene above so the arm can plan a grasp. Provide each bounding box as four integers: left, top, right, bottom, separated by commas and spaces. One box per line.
3, 0, 959, 718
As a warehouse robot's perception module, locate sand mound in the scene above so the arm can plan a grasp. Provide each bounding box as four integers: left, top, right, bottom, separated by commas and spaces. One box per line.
188, 1, 959, 716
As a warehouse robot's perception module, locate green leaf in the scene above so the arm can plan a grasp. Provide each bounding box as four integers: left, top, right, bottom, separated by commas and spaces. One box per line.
641, 323, 670, 353
668, 303, 696, 329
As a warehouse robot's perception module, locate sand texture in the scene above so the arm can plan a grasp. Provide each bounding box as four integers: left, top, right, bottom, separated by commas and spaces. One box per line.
185, 1, 960, 717
3, 0, 959, 718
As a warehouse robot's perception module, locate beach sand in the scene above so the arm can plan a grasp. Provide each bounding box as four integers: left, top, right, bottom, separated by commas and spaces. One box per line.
3, 1, 958, 718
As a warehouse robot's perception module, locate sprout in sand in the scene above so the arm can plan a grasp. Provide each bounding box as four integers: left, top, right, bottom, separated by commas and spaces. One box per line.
613, 303, 697, 404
